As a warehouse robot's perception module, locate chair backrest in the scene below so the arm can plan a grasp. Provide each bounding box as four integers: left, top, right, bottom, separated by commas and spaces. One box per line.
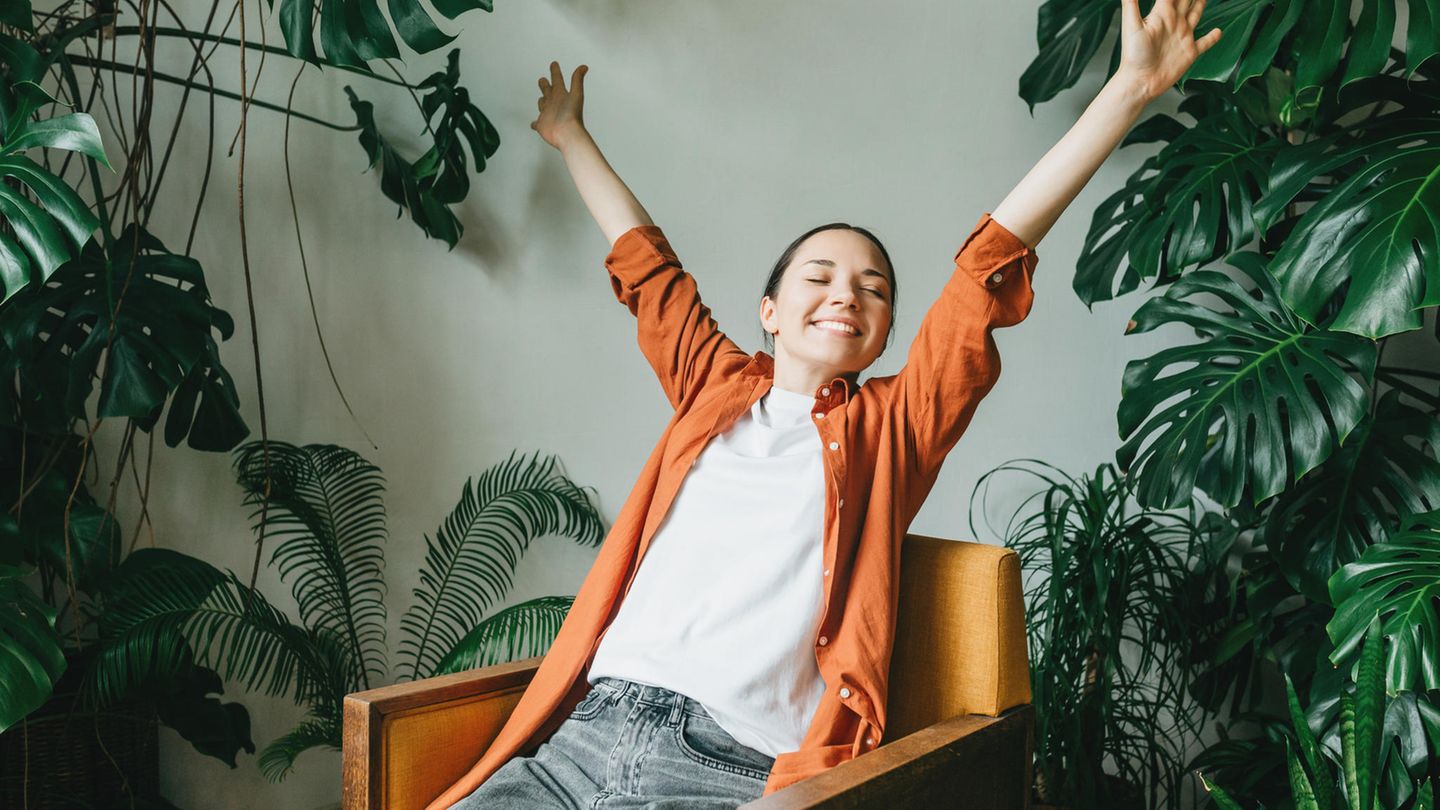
885, 534, 1031, 740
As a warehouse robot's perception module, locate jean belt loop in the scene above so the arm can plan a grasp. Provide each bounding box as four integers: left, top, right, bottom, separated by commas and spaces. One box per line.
667, 692, 685, 725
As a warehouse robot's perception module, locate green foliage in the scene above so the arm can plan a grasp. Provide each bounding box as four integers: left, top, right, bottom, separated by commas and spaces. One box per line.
0, 563, 66, 732
270, 0, 493, 69
970, 460, 1223, 809
88, 445, 604, 780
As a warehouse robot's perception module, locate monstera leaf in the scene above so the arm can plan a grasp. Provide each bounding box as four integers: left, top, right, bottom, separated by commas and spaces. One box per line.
0, 564, 65, 733
0, 35, 108, 303
1329, 508, 1440, 693
1117, 252, 1376, 510
270, 0, 491, 69
1018, 0, 1436, 110
344, 49, 498, 248
0, 224, 247, 450
1265, 390, 1440, 603
1074, 103, 1281, 306
1254, 76, 1440, 339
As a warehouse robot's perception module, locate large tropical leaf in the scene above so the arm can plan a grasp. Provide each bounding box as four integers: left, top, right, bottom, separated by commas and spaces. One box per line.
1328, 508, 1440, 693
1074, 104, 1280, 306
343, 49, 498, 248
0, 563, 65, 733
0, 224, 247, 450
1117, 252, 1377, 509
232, 440, 388, 690
257, 715, 337, 783
398, 450, 604, 680
0, 35, 108, 301
1254, 76, 1440, 339
1265, 390, 1440, 603
433, 595, 573, 675
1018, 0, 1436, 110
269, 0, 491, 69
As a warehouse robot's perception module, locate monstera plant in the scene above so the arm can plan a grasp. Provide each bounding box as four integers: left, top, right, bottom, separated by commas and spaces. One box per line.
1019, 0, 1440, 806
0, 0, 500, 799
87, 443, 604, 781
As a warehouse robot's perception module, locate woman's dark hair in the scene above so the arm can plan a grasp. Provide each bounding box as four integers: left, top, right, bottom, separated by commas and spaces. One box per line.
759, 223, 898, 355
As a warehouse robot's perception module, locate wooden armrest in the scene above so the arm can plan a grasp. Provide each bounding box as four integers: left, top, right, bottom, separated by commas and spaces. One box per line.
343, 656, 543, 810
741, 704, 1034, 810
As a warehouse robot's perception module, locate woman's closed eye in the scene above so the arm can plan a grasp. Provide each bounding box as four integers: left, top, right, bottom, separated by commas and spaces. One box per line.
806, 278, 887, 298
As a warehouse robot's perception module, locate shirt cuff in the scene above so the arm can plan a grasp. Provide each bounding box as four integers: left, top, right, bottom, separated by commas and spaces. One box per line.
954, 212, 1037, 290
604, 224, 680, 292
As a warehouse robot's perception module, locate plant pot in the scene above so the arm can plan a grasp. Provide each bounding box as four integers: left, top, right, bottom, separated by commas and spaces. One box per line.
0, 680, 160, 808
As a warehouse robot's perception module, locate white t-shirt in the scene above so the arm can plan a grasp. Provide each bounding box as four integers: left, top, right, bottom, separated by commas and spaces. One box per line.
587, 384, 828, 757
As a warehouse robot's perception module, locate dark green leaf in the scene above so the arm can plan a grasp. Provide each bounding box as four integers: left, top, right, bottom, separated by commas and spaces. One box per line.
4, 113, 112, 168
433, 595, 572, 675
1117, 253, 1376, 509
0, 565, 65, 733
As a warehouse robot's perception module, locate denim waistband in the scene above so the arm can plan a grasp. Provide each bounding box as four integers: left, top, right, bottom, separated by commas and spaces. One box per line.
591, 676, 714, 720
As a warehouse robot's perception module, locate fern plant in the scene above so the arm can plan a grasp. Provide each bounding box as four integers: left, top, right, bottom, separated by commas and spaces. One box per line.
86, 442, 604, 780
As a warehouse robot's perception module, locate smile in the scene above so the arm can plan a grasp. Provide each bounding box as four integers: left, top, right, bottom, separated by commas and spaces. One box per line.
812, 320, 862, 337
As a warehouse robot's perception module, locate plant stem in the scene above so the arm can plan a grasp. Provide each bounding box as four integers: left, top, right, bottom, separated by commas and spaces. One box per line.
108, 26, 417, 89
65, 54, 360, 132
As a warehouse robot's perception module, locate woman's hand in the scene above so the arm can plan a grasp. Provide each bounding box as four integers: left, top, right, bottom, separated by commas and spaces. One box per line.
1116, 0, 1223, 103
532, 60, 588, 150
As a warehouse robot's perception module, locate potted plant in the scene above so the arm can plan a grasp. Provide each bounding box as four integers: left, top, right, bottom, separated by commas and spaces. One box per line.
969, 459, 1227, 809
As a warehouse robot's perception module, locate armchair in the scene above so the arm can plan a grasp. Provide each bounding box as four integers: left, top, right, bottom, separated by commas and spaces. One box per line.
343, 533, 1034, 809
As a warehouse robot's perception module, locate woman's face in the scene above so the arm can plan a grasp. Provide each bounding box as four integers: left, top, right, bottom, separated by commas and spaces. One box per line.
759, 228, 893, 383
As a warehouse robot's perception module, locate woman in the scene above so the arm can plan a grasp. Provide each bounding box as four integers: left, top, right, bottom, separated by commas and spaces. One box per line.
437, 1, 1221, 807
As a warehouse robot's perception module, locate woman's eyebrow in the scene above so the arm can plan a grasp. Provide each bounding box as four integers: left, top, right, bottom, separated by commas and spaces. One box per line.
801, 258, 888, 282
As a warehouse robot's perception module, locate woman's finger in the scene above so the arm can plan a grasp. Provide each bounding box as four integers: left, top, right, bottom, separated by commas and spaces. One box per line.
539, 77, 549, 93
573, 64, 587, 93
1188, 0, 1205, 27
550, 61, 564, 92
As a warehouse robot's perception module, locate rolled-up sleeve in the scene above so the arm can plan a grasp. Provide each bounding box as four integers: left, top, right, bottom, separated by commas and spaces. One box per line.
891, 212, 1038, 483
604, 225, 749, 409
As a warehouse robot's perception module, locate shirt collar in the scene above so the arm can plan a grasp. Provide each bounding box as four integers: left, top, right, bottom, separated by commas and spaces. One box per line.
744, 351, 858, 402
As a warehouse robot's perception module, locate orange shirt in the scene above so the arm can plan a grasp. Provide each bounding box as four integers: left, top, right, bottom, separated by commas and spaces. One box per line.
429, 212, 1038, 808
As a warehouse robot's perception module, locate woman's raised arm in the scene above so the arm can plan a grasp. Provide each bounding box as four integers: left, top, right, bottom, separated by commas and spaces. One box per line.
532, 61, 653, 248
990, 0, 1222, 249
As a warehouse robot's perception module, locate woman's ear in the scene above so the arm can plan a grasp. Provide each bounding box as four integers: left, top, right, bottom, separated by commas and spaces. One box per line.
758, 295, 778, 336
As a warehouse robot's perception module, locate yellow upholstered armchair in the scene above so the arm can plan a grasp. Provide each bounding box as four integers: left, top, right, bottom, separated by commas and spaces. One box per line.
342, 534, 1034, 809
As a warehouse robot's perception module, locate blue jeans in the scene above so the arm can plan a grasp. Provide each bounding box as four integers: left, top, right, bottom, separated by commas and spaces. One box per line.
451, 676, 776, 809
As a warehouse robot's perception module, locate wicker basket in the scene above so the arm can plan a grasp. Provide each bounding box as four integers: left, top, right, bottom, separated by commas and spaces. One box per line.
0, 686, 159, 809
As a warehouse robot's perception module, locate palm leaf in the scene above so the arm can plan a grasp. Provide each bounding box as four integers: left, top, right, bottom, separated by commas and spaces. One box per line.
1254, 76, 1440, 339
232, 440, 388, 690
0, 564, 65, 733
1328, 509, 1440, 693
1265, 390, 1440, 603
86, 548, 338, 709
399, 450, 603, 681
1116, 252, 1377, 509
433, 595, 573, 675
257, 715, 338, 783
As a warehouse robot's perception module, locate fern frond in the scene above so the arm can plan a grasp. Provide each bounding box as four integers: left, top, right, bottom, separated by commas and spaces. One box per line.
233, 440, 389, 690
86, 548, 337, 709
257, 715, 339, 783
399, 451, 604, 680
433, 595, 574, 675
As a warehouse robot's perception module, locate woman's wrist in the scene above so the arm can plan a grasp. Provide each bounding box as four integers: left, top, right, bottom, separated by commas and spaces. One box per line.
556, 123, 593, 155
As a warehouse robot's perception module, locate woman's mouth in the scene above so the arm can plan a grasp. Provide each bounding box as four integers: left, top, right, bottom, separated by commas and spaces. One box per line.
812, 319, 862, 338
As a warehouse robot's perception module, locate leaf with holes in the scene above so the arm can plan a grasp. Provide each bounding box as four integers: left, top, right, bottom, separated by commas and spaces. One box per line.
1117, 252, 1376, 509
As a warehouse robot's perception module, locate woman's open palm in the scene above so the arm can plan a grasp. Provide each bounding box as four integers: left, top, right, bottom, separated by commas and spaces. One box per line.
532, 61, 588, 150
1118, 0, 1222, 102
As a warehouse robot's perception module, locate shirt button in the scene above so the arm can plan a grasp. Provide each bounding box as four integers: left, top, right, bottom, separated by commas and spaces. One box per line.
989, 271, 1004, 285
838, 498, 845, 509
839, 687, 851, 699
823, 568, 831, 577
828, 441, 840, 451
818, 636, 828, 646
865, 737, 875, 746
814, 411, 825, 419
821, 387, 830, 397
